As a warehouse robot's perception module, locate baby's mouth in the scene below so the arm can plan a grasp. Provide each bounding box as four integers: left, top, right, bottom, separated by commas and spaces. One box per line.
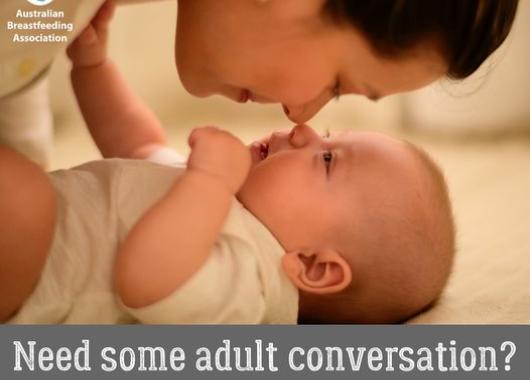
259, 142, 269, 160
250, 139, 271, 165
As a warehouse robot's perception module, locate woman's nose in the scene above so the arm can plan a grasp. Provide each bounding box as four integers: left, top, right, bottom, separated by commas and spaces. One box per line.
283, 91, 333, 124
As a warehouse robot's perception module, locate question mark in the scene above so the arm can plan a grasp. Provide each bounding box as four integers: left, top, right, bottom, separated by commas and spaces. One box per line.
500, 341, 516, 371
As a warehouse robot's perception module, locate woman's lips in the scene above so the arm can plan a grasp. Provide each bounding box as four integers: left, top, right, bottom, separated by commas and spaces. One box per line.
239, 89, 251, 103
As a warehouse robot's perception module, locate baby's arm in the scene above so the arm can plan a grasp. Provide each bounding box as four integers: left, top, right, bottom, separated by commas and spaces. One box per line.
67, 1, 166, 159
114, 127, 251, 308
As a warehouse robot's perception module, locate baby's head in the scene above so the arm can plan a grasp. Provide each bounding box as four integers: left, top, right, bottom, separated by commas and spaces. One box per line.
237, 124, 455, 323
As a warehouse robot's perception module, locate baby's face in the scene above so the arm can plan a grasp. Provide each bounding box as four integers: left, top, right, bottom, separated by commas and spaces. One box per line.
237, 124, 424, 255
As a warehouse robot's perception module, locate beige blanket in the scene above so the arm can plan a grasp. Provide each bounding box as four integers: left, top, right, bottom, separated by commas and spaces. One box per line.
408, 136, 530, 323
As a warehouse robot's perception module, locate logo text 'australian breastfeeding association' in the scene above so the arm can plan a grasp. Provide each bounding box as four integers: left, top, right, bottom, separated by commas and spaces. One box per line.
9, 0, 71, 43
27, 0, 54, 6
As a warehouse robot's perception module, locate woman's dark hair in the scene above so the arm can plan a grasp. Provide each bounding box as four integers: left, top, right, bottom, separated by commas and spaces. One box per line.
324, 0, 519, 79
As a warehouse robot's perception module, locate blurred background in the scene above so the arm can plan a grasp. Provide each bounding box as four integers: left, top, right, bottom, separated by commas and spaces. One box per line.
48, 1, 530, 322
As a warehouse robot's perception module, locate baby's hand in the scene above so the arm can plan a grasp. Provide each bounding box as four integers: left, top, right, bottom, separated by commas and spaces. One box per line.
66, 1, 116, 68
187, 126, 251, 194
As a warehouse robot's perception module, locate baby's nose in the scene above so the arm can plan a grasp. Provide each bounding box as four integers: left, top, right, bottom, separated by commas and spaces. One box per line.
289, 124, 317, 148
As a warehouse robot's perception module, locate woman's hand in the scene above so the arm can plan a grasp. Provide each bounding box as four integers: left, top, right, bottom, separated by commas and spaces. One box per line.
67, 1, 116, 68
187, 126, 251, 194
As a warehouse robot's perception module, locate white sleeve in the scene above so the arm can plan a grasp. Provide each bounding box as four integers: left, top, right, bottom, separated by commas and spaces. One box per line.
119, 238, 267, 324
145, 146, 187, 167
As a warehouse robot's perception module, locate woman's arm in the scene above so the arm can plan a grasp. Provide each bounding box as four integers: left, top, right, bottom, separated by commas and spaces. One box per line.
114, 127, 251, 308
67, 1, 167, 159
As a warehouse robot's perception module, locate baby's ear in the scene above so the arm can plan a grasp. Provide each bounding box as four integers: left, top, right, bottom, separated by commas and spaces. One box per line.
281, 250, 352, 294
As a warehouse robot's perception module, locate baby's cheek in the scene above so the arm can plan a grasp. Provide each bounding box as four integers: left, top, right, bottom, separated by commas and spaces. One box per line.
244, 153, 307, 197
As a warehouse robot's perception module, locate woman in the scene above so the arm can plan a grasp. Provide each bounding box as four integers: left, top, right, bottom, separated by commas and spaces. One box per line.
0, 0, 519, 165
176, 0, 519, 124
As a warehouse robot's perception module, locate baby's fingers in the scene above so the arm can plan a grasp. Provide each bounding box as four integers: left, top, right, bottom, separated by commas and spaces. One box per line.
66, 25, 96, 60
187, 128, 201, 148
76, 25, 98, 45
92, 0, 116, 32
188, 126, 218, 148
66, 24, 106, 67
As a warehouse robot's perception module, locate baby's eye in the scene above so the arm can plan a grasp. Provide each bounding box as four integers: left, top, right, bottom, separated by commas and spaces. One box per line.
322, 151, 333, 172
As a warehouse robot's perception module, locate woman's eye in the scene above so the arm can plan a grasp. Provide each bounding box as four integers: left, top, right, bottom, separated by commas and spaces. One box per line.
333, 80, 341, 101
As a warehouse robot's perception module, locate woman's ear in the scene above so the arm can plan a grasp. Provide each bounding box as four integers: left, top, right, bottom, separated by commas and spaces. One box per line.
281, 249, 352, 294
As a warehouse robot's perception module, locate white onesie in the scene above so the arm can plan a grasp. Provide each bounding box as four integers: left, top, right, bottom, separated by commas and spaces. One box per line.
8, 159, 298, 324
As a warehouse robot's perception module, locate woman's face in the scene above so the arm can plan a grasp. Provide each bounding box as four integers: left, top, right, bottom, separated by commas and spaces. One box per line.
176, 0, 448, 124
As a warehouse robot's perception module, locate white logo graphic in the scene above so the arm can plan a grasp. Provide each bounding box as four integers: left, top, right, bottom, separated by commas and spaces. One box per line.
27, 0, 54, 6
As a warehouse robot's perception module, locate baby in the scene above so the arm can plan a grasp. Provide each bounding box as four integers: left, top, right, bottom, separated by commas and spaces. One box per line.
0, 6, 455, 324
0, 124, 455, 324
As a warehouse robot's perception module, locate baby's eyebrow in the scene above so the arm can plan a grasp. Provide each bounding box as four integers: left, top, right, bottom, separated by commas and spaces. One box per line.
335, 145, 356, 180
